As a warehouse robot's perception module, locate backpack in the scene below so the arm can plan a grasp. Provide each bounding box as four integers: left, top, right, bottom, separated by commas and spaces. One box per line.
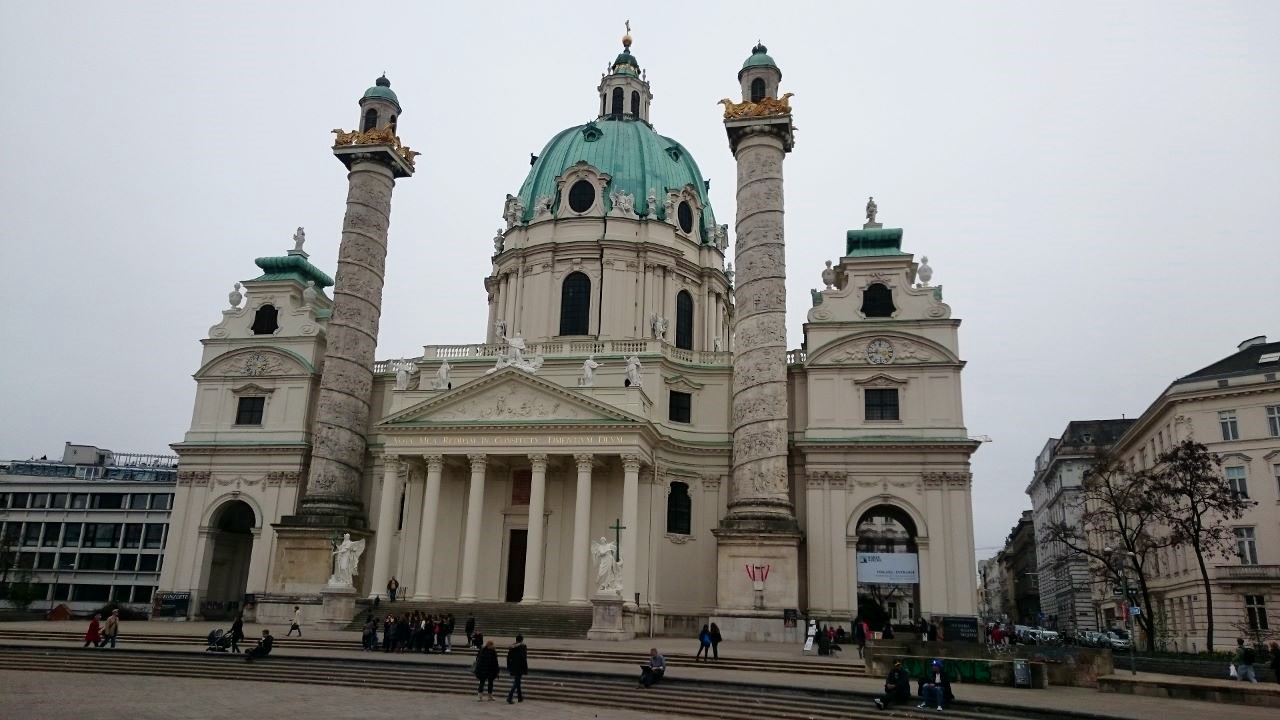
1242, 647, 1257, 665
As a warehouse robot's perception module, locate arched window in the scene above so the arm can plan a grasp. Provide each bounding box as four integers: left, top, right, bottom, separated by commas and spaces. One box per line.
675, 290, 694, 350
611, 87, 624, 117
362, 108, 378, 132
559, 272, 591, 335
600, 95, 606, 117
630, 91, 640, 117
860, 283, 896, 318
388, 114, 397, 130
250, 304, 279, 335
666, 482, 692, 535
677, 201, 694, 234
751, 78, 766, 103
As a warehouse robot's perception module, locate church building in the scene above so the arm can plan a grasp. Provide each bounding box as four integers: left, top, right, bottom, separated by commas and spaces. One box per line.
158, 33, 980, 640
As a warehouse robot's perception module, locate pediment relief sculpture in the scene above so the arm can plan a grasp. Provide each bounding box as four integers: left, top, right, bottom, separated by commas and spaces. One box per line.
814, 337, 949, 366
204, 349, 306, 378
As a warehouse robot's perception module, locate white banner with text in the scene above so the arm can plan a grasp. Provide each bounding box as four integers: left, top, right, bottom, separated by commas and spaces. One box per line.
856, 552, 920, 584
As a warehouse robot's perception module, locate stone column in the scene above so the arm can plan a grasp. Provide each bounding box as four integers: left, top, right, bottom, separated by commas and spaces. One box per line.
521, 454, 548, 603
368, 456, 402, 599
569, 453, 593, 605
457, 453, 488, 602
621, 454, 641, 608
301, 142, 411, 520
412, 454, 443, 600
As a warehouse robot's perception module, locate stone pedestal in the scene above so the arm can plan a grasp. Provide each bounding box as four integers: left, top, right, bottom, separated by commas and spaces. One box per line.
711, 529, 800, 642
316, 584, 359, 631
586, 596, 634, 641
269, 526, 369, 595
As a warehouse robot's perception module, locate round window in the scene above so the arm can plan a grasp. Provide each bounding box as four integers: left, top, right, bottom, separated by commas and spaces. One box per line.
568, 180, 595, 213
677, 201, 694, 234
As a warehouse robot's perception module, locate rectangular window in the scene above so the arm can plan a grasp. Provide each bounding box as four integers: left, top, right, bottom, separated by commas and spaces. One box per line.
132, 585, 154, 603
52, 583, 71, 601
122, 524, 143, 549
1139, 448, 1148, 469
88, 523, 120, 548
0, 493, 7, 509
63, 522, 82, 547
91, 493, 124, 510
668, 391, 692, 424
118, 554, 138, 572
10, 492, 29, 509
1, 522, 19, 545
15, 552, 35, 569
150, 493, 172, 511
1235, 527, 1259, 565
41, 523, 60, 546
865, 388, 900, 421
30, 493, 49, 509
50, 493, 68, 509
144, 524, 165, 549
234, 396, 266, 426
1219, 410, 1240, 441
57, 553, 76, 570
111, 585, 130, 602
1274, 463, 1280, 496
36, 552, 56, 570
1225, 466, 1249, 500
22, 522, 43, 546
136, 554, 159, 573
1267, 406, 1280, 438
72, 584, 111, 603
79, 553, 116, 571
128, 494, 149, 510
70, 493, 88, 509
1245, 594, 1269, 631
510, 470, 531, 506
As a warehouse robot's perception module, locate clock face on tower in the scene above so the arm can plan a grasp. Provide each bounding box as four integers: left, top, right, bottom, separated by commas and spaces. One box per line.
866, 338, 894, 365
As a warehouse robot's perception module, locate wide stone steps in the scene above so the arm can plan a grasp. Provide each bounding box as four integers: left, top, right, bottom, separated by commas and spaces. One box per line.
346, 600, 594, 638
0, 628, 866, 678
0, 645, 1098, 720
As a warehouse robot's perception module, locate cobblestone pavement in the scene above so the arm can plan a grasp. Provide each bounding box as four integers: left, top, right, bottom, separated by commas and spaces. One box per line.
0, 671, 696, 720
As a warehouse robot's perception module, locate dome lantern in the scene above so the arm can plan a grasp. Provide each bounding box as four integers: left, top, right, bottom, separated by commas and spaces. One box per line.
598, 21, 651, 122
738, 42, 782, 103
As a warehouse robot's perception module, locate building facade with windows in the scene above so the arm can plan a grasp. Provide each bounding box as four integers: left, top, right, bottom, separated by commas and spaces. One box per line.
157, 36, 979, 637
1101, 336, 1280, 652
0, 443, 176, 614
1026, 419, 1134, 634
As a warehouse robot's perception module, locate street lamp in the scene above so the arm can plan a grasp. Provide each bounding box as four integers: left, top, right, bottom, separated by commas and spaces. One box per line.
1104, 547, 1138, 676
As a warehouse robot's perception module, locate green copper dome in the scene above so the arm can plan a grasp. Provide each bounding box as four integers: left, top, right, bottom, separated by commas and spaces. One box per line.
362, 75, 400, 106
516, 118, 718, 238
740, 43, 778, 73
612, 49, 640, 75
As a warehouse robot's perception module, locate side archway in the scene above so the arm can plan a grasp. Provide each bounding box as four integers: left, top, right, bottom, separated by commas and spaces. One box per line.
847, 500, 927, 631
199, 498, 257, 620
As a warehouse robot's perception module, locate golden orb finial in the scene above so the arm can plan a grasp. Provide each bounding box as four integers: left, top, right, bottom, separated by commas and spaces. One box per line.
622, 19, 632, 48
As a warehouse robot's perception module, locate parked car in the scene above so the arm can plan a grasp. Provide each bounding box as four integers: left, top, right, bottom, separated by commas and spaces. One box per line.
1079, 631, 1109, 648
1036, 629, 1061, 645
1105, 631, 1131, 651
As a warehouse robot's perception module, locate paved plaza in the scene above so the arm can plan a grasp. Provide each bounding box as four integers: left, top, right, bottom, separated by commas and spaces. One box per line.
0, 670, 696, 720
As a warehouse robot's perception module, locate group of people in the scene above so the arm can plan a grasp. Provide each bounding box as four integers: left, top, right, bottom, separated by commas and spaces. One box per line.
693, 623, 723, 660
874, 658, 954, 712
81, 610, 121, 649
1231, 637, 1280, 683
368, 611, 468, 653
472, 635, 529, 703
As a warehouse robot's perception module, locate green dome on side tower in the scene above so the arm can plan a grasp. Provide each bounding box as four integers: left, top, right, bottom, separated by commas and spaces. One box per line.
362, 74, 400, 106
740, 42, 779, 76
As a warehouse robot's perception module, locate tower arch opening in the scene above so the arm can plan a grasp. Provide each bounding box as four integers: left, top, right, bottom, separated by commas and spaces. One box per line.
751, 78, 766, 103
362, 108, 378, 132
200, 499, 256, 619
559, 271, 591, 336
611, 87, 624, 117
852, 504, 921, 631
250, 304, 279, 335
860, 283, 896, 318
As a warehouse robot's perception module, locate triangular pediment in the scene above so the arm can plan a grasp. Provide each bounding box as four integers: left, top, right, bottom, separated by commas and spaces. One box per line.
377, 368, 644, 427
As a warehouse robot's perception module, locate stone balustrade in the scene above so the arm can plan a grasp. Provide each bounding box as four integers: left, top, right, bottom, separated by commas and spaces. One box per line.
373, 340, 731, 373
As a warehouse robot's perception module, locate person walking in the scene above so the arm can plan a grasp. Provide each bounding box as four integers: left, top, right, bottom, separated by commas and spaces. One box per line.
386, 576, 399, 603
505, 634, 529, 703
99, 609, 120, 649
83, 614, 101, 648
475, 639, 500, 701
1233, 637, 1258, 683
881, 622, 895, 640
1268, 641, 1279, 684
245, 629, 273, 663
917, 617, 928, 643
872, 659, 911, 710
444, 613, 455, 653
853, 616, 867, 659
695, 624, 712, 661
709, 622, 723, 660
229, 612, 245, 653
465, 614, 477, 648
287, 606, 303, 637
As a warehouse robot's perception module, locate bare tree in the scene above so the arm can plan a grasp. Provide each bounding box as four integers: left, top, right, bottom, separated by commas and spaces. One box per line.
1148, 438, 1250, 652
1041, 450, 1168, 651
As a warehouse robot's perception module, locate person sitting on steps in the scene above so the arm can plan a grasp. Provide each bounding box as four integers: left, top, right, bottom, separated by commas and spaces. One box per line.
245, 629, 273, 663
639, 647, 666, 688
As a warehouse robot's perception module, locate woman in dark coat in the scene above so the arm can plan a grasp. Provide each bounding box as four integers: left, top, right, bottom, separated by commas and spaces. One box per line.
229, 612, 245, 653
475, 640, 501, 700
709, 622, 723, 660
695, 624, 712, 661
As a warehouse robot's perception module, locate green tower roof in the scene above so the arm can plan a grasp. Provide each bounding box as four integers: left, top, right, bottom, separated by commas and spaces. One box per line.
846, 227, 907, 257
252, 253, 335, 288
362, 74, 400, 106
741, 42, 778, 71
516, 118, 718, 238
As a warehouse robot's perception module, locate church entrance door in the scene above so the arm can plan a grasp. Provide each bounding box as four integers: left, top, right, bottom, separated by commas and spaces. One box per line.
202, 500, 255, 620
504, 529, 527, 602
852, 505, 921, 631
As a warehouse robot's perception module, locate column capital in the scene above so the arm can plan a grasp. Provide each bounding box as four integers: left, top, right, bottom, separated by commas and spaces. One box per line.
573, 453, 594, 471
528, 453, 549, 471
382, 453, 402, 467
422, 454, 444, 472
621, 454, 643, 473
467, 453, 488, 472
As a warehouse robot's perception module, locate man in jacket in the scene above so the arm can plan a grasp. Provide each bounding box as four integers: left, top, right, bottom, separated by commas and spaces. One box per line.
1234, 638, 1258, 683
100, 610, 120, 649
918, 658, 955, 710
873, 659, 911, 710
506, 634, 529, 703
639, 648, 666, 688
287, 606, 302, 637
245, 629, 273, 663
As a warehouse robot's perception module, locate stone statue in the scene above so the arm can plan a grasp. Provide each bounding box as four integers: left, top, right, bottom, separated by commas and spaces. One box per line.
533, 195, 553, 220
394, 359, 411, 391
724, 262, 735, 287
329, 532, 366, 587
228, 282, 243, 310
821, 260, 836, 290
713, 337, 723, 352
291, 227, 306, 254
713, 223, 729, 250
650, 315, 668, 340
591, 536, 623, 594
625, 355, 643, 388
503, 194, 524, 229
488, 333, 543, 374
610, 190, 636, 217
646, 187, 657, 216
664, 194, 678, 224
505, 333, 527, 363
433, 358, 451, 390
865, 196, 878, 225
302, 280, 318, 306
917, 256, 933, 286
580, 354, 600, 387
494, 318, 507, 340
493, 228, 505, 255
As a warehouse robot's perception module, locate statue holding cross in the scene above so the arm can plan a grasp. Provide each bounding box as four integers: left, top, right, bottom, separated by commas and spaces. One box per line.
591, 532, 624, 594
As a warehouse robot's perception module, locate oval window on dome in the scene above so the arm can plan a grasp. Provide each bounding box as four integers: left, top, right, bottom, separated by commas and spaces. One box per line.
568, 180, 595, 213
677, 201, 694, 234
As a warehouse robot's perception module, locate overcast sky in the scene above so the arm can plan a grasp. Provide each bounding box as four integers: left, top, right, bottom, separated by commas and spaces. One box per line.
1, 2, 1277, 561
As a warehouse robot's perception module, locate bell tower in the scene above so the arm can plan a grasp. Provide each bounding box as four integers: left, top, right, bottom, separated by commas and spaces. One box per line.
597, 23, 652, 123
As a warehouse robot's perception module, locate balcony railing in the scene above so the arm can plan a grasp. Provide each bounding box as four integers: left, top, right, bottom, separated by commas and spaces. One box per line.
375, 339, 731, 373
1213, 564, 1280, 581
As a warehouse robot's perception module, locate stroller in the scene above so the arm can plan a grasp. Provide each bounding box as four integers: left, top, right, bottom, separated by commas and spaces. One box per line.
206, 628, 233, 652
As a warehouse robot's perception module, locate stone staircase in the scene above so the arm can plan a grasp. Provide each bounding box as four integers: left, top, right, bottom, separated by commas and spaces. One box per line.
346, 600, 593, 639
